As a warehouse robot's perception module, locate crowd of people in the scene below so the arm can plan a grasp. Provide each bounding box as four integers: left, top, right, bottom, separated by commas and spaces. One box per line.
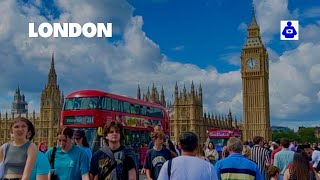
1, 117, 320, 179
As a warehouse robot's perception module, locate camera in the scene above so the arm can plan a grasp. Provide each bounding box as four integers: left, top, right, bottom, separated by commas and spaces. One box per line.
286, 29, 293, 34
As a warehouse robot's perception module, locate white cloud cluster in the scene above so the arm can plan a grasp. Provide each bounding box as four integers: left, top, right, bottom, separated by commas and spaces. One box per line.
0, 0, 319, 130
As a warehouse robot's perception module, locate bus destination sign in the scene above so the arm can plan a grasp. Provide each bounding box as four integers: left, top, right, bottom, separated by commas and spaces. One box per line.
64, 116, 94, 125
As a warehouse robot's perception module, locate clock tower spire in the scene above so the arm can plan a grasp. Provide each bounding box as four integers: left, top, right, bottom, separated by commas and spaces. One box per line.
241, 6, 271, 141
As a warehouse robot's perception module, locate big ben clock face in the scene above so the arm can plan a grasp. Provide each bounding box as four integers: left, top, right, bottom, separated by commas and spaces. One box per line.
246, 58, 257, 70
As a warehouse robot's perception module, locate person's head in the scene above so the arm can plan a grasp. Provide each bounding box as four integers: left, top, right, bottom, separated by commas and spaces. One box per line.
297, 144, 313, 160
57, 127, 74, 150
227, 137, 243, 153
153, 125, 162, 133
242, 145, 251, 157
103, 121, 123, 145
243, 140, 249, 145
267, 165, 280, 178
208, 142, 215, 150
73, 129, 89, 147
280, 137, 290, 148
292, 152, 311, 179
264, 143, 270, 149
10, 117, 35, 141
179, 132, 198, 153
151, 131, 165, 146
253, 136, 264, 146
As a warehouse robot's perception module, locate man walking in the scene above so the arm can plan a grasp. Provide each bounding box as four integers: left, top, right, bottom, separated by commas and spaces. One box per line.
274, 138, 294, 180
215, 137, 262, 180
90, 121, 137, 180
158, 132, 218, 180
249, 136, 270, 180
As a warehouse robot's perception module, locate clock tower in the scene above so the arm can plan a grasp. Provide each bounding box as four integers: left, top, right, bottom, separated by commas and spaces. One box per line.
241, 9, 271, 141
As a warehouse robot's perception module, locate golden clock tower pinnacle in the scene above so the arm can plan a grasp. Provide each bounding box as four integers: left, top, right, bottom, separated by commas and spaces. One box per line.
241, 8, 272, 141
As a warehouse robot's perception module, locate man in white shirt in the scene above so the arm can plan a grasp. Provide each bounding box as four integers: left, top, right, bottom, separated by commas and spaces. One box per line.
312, 147, 320, 172
157, 132, 218, 180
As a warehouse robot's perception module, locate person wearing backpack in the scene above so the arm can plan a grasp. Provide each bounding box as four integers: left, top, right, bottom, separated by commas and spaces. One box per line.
45, 127, 90, 180
158, 132, 218, 180
144, 131, 172, 180
89, 121, 137, 180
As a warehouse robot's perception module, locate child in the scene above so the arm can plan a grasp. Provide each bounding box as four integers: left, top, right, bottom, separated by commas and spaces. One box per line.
268, 165, 280, 180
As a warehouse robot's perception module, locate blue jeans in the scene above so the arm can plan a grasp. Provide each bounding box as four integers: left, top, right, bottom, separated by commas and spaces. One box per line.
279, 174, 284, 180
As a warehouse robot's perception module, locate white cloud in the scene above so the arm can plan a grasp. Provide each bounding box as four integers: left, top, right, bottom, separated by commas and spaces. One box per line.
0, 0, 320, 129
310, 64, 320, 84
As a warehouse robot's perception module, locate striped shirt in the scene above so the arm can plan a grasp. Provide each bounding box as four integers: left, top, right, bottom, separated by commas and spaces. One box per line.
215, 153, 263, 180
249, 145, 270, 180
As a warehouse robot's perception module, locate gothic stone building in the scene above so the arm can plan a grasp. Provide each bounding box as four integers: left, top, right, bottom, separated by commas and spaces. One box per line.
0, 53, 63, 147
138, 82, 238, 144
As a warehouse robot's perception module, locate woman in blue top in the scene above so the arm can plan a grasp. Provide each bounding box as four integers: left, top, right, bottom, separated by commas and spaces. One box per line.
45, 127, 90, 180
73, 129, 92, 160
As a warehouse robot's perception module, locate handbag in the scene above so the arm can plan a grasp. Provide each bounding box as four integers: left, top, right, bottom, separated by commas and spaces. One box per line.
0, 143, 8, 178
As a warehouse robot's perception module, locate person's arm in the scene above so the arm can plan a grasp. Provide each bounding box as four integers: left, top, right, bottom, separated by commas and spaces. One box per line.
265, 150, 271, 168
36, 153, 50, 180
283, 169, 290, 180
314, 170, 320, 180
128, 168, 137, 180
36, 174, 49, 180
89, 152, 99, 180
214, 150, 219, 161
124, 154, 137, 180
79, 150, 90, 180
144, 151, 153, 180
146, 169, 153, 180
22, 143, 38, 180
82, 173, 90, 180
274, 153, 280, 168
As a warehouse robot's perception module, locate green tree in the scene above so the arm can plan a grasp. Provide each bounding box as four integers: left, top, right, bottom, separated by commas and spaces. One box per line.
297, 128, 318, 143
272, 130, 301, 142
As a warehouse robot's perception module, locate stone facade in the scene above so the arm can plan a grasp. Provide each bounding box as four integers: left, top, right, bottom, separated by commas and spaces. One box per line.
241, 10, 272, 141
0, 53, 63, 147
138, 82, 239, 144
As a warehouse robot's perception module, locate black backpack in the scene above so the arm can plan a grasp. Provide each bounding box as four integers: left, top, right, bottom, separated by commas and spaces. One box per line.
99, 146, 137, 180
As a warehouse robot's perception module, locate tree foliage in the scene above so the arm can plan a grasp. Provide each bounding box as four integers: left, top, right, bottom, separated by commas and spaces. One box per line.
272, 128, 318, 143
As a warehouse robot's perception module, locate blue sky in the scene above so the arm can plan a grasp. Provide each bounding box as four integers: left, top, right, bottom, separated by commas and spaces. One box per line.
1, 0, 320, 131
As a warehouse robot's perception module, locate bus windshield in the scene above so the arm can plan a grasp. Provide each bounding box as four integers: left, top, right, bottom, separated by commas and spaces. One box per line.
64, 97, 100, 110
209, 137, 228, 147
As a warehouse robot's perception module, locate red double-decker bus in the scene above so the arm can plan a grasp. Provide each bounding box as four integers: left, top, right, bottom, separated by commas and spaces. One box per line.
206, 128, 241, 156
60, 89, 170, 167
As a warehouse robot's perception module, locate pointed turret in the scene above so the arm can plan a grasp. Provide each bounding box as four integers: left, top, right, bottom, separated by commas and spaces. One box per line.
248, 5, 259, 30
160, 86, 165, 106
12, 86, 28, 114
137, 84, 141, 100
48, 52, 57, 86
198, 83, 203, 104
191, 81, 195, 95
244, 4, 263, 48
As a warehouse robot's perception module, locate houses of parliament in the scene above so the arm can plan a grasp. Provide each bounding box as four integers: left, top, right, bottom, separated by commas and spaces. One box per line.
0, 9, 271, 146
